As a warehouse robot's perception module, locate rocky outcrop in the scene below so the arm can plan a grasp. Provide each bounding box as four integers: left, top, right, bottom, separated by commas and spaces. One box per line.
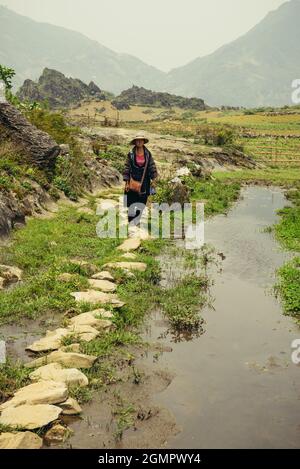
17, 68, 106, 109
112, 85, 207, 110
0, 102, 60, 171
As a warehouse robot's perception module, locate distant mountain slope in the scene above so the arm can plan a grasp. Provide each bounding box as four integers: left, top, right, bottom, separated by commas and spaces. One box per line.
0, 5, 165, 94
166, 0, 300, 107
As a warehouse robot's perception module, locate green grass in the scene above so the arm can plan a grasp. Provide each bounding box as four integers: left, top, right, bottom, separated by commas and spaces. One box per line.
276, 258, 300, 318
0, 360, 30, 403
190, 179, 241, 216
213, 169, 300, 186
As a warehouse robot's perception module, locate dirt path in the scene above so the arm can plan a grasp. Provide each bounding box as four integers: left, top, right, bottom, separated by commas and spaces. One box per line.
141, 186, 300, 449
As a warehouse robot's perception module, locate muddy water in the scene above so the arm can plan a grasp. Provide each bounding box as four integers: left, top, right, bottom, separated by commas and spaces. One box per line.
144, 186, 300, 449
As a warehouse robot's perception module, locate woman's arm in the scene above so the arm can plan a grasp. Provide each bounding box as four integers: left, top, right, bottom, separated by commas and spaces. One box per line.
149, 152, 158, 180
123, 153, 131, 181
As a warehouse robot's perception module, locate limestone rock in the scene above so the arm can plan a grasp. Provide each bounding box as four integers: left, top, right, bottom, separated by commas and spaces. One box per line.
91, 271, 114, 281
103, 262, 147, 272
26, 328, 70, 353
29, 363, 88, 387
88, 278, 117, 292
58, 273, 76, 283
0, 404, 62, 430
59, 398, 82, 415
0, 380, 68, 411
0, 264, 23, 283
121, 252, 137, 260
25, 351, 97, 369
0, 431, 43, 449
69, 259, 99, 275
44, 424, 72, 445
70, 290, 125, 307
67, 324, 100, 342
117, 238, 141, 252
69, 310, 113, 329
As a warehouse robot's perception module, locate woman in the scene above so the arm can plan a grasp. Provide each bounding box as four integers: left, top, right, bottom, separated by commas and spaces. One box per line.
123, 132, 158, 225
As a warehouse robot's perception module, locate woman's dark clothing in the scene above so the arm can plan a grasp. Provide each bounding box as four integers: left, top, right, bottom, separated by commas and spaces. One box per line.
123, 146, 158, 224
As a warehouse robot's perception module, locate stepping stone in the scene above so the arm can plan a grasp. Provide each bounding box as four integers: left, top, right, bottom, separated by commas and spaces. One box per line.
121, 253, 137, 260
117, 238, 141, 252
44, 423, 72, 445
25, 351, 97, 370
0, 264, 23, 283
77, 207, 94, 215
0, 381, 68, 411
69, 260, 99, 275
103, 262, 147, 272
68, 310, 113, 329
88, 279, 117, 292
67, 324, 100, 342
29, 363, 89, 387
58, 273, 76, 283
0, 431, 43, 449
26, 328, 70, 353
59, 398, 82, 415
91, 271, 114, 281
60, 343, 81, 353
0, 404, 62, 431
70, 290, 125, 308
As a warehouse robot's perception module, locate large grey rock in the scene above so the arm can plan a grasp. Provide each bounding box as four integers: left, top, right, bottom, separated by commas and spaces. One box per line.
0, 431, 43, 449
0, 404, 62, 430
0, 102, 60, 171
0, 380, 68, 410
88, 279, 117, 292
26, 328, 71, 353
67, 324, 100, 342
68, 311, 113, 330
91, 271, 114, 281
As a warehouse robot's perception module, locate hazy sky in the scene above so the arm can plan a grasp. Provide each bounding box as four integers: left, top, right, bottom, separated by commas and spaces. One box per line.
2, 0, 286, 71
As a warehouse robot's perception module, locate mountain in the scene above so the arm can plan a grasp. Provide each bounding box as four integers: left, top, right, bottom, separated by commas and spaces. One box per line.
112, 85, 207, 110
0, 5, 165, 94
17, 68, 108, 108
166, 0, 300, 107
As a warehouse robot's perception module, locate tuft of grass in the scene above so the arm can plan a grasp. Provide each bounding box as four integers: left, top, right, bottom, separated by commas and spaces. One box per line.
0, 360, 31, 403
276, 257, 300, 317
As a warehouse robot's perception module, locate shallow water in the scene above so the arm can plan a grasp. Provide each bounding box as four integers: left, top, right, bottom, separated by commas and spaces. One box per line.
144, 186, 300, 449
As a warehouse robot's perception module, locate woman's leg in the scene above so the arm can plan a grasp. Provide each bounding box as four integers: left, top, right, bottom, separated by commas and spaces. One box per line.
127, 192, 148, 225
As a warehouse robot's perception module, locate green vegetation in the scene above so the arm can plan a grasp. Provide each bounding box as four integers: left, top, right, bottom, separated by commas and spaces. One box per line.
190, 179, 240, 216
213, 169, 300, 186
0, 360, 30, 403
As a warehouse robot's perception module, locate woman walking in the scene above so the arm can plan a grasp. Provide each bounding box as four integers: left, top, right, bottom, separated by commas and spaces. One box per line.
123, 132, 158, 226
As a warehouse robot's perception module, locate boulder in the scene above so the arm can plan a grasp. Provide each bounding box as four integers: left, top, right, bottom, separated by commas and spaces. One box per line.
26, 328, 70, 353
0, 264, 22, 283
0, 431, 43, 449
103, 262, 147, 272
0, 404, 62, 430
91, 271, 114, 281
44, 424, 72, 445
0, 102, 60, 171
29, 363, 88, 387
70, 290, 125, 307
25, 350, 97, 369
117, 238, 141, 252
0, 380, 68, 410
88, 279, 117, 292
59, 397, 82, 415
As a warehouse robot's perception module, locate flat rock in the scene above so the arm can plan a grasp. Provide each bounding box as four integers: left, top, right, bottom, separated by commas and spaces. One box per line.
91, 271, 114, 281
60, 343, 81, 353
0, 264, 23, 283
25, 351, 97, 369
29, 363, 88, 387
0, 380, 68, 411
44, 424, 72, 445
88, 279, 117, 292
103, 262, 147, 272
71, 290, 125, 307
26, 328, 70, 353
69, 260, 99, 275
59, 398, 82, 415
58, 273, 76, 283
67, 324, 100, 342
0, 431, 43, 449
69, 311, 113, 330
0, 276, 5, 290
0, 404, 62, 430
117, 238, 141, 252
121, 252, 137, 260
